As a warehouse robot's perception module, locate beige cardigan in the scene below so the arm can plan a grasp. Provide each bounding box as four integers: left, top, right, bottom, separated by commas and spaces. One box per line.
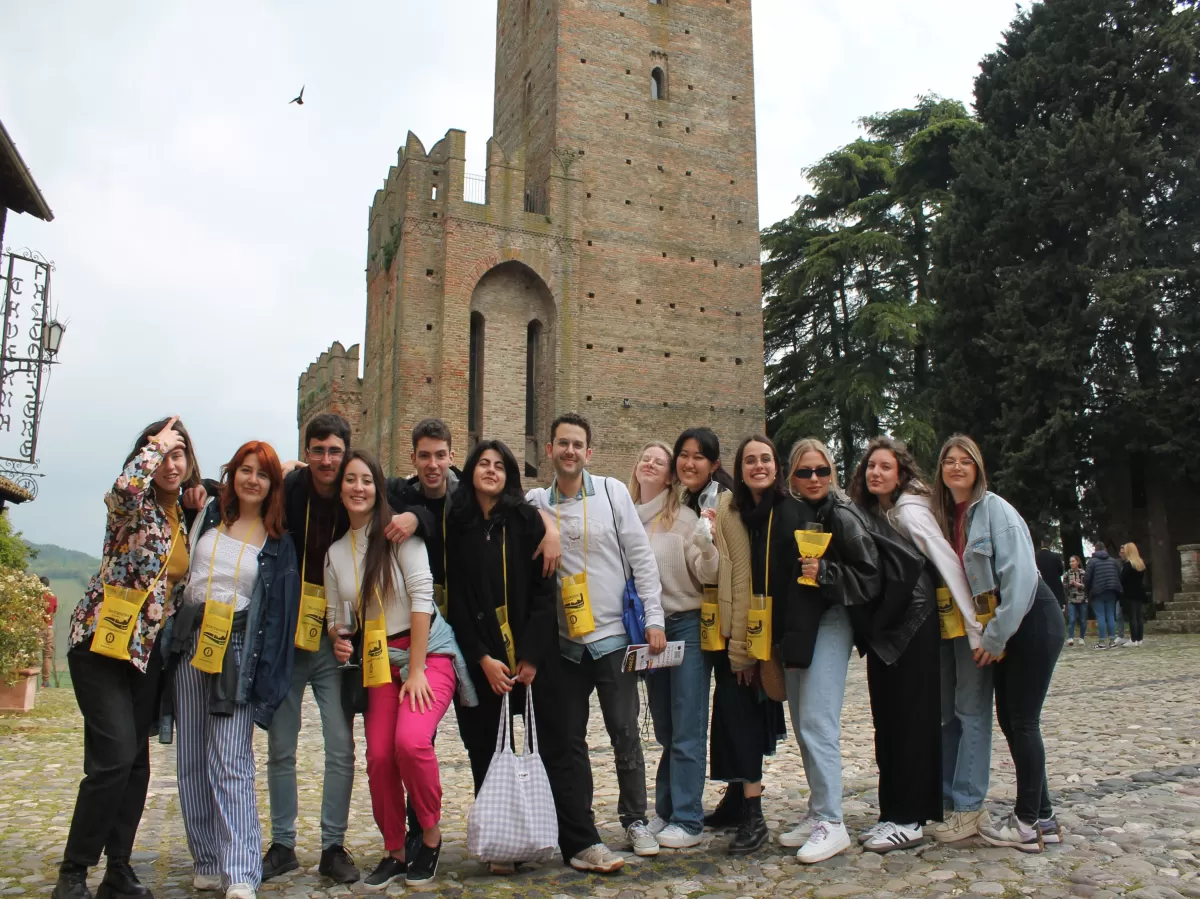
714, 490, 755, 671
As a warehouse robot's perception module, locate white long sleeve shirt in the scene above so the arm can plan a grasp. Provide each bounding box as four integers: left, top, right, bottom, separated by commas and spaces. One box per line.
324, 524, 434, 635
636, 490, 719, 615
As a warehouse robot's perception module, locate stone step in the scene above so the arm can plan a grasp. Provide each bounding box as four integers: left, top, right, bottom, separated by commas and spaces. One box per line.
1157, 608, 1200, 621
1147, 619, 1200, 634
1171, 590, 1200, 601
1160, 599, 1200, 612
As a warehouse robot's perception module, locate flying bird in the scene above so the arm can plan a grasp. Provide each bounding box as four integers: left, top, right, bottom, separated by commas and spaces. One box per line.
289, 86, 305, 106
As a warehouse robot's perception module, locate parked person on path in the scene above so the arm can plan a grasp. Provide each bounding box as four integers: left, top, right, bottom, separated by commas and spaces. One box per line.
54, 416, 200, 899
1084, 541, 1123, 650
707, 436, 795, 856
778, 438, 878, 863
325, 450, 471, 890
847, 437, 944, 854
1063, 556, 1088, 646
162, 442, 299, 899
41, 576, 57, 687
446, 440, 558, 875
1119, 543, 1148, 647
936, 435, 1065, 852
1035, 538, 1066, 610
524, 413, 666, 872
929, 440, 996, 845
263, 414, 435, 885
630, 441, 719, 850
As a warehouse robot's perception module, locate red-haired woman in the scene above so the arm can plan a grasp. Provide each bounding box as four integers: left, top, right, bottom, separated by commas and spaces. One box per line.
161, 441, 300, 899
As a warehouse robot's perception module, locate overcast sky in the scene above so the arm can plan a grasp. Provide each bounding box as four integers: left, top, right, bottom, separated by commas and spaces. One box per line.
1, 0, 1019, 556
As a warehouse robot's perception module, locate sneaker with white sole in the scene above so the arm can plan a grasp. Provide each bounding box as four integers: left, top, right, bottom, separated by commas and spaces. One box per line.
979, 812, 1042, 853
1037, 815, 1062, 844
796, 820, 850, 864
627, 821, 660, 856
225, 885, 255, 899
857, 822, 884, 845
1066, 637, 1074, 646
779, 816, 818, 848
863, 822, 924, 853
647, 815, 669, 837
569, 844, 625, 873
193, 874, 223, 891
932, 809, 987, 843
657, 824, 704, 849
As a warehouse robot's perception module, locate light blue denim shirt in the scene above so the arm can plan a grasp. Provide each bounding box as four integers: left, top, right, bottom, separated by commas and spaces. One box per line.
962, 491, 1040, 657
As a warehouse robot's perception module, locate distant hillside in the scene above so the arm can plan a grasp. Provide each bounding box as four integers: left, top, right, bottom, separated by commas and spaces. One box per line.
25, 541, 101, 585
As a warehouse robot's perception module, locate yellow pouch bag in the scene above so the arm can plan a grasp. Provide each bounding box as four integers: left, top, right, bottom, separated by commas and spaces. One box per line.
937, 586, 966, 640
794, 528, 833, 587
747, 593, 773, 661
92, 525, 183, 661
92, 586, 149, 661
192, 598, 235, 674
295, 583, 326, 652
561, 572, 595, 638
362, 615, 391, 688
700, 586, 725, 651
972, 591, 1000, 629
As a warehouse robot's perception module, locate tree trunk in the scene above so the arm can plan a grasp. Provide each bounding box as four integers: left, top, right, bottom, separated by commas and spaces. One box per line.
1143, 460, 1173, 608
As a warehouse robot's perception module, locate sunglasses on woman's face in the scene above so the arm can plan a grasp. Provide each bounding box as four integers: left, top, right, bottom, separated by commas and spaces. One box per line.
792, 466, 832, 480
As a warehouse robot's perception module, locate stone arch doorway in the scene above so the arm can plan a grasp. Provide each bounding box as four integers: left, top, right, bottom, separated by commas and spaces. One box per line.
467, 261, 557, 478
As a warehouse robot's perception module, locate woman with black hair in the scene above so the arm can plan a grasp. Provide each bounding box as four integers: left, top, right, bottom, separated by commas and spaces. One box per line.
446, 440, 559, 875
673, 427, 734, 514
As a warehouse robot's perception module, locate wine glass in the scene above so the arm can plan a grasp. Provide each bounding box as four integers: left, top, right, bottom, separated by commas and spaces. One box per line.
337, 599, 360, 669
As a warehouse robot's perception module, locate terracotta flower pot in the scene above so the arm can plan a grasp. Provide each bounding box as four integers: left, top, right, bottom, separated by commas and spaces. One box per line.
0, 667, 41, 712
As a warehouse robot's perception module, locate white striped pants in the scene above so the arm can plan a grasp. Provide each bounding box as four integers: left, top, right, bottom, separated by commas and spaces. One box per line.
175, 630, 261, 888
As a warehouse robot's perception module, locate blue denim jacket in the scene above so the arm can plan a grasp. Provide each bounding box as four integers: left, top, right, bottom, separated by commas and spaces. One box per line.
962, 492, 1040, 657
159, 500, 300, 736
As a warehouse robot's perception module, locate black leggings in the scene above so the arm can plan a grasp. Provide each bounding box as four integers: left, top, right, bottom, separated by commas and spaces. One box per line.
994, 585, 1064, 824
1126, 601, 1145, 642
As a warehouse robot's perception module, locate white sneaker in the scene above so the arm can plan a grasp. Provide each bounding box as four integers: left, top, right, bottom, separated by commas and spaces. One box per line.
627, 821, 660, 857
857, 821, 885, 845
225, 885, 255, 899
657, 824, 703, 849
932, 808, 987, 843
193, 874, 222, 891
796, 820, 850, 864
647, 815, 669, 837
863, 821, 924, 853
978, 812, 1042, 853
779, 815, 818, 847
569, 843, 625, 873
1066, 637, 1074, 646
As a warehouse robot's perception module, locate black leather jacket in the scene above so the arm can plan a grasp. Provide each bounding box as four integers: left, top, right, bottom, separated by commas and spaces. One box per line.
858, 508, 937, 666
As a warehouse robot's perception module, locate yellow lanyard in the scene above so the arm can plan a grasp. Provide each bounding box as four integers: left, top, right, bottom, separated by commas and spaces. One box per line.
203, 521, 261, 605
759, 508, 774, 596
554, 483, 588, 577
349, 528, 383, 620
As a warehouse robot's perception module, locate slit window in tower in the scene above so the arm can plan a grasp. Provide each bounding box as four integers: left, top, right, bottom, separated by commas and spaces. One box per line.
651, 67, 666, 100
468, 312, 485, 443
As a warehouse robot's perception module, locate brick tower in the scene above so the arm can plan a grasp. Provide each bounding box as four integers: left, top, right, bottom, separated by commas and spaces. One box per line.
300, 0, 764, 479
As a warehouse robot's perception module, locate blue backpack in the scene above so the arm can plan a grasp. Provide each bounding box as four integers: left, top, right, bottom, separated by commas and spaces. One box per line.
603, 479, 646, 645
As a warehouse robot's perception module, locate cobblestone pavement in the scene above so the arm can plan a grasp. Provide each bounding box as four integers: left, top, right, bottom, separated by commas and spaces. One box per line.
3, 635, 1198, 899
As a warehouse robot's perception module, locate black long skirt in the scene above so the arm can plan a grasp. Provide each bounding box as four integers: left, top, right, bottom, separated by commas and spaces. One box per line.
706, 649, 786, 783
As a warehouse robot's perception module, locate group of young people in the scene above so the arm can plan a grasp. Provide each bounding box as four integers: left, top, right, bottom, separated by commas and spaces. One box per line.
50, 410, 1067, 899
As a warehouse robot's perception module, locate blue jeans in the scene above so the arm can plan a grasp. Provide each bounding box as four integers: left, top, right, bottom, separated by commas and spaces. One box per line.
1092, 593, 1118, 642
1067, 602, 1089, 640
266, 633, 355, 850
940, 636, 994, 812
784, 605, 855, 823
647, 610, 708, 835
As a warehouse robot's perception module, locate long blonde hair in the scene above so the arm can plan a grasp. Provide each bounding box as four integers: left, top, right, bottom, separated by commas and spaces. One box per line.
1122, 542, 1146, 572
628, 440, 680, 529
932, 434, 989, 541
787, 437, 842, 501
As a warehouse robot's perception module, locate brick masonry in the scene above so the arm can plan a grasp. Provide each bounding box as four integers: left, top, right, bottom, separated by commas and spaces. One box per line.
298, 0, 766, 482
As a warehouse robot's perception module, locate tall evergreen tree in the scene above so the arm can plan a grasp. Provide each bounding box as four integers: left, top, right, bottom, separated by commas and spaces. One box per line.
932, 0, 1200, 585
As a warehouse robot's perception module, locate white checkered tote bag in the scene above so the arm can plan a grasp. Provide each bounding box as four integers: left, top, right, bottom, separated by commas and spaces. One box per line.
466, 687, 558, 863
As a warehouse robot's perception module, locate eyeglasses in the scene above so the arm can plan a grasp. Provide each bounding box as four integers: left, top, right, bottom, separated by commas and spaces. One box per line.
307, 447, 345, 460
640, 456, 669, 469
792, 466, 832, 480
942, 458, 976, 470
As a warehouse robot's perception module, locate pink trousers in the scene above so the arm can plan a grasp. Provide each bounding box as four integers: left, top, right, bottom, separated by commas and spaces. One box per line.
364, 639, 456, 851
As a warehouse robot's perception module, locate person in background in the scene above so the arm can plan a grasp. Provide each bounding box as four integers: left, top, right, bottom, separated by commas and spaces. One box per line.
1063, 556, 1088, 646
1035, 538, 1066, 612
629, 440, 719, 850
41, 576, 57, 688
55, 416, 199, 899
1119, 543, 1148, 647
1084, 540, 1124, 649
934, 435, 1065, 852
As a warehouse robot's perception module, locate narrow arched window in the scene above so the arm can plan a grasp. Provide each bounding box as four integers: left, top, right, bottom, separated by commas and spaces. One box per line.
468, 312, 485, 443
651, 67, 666, 100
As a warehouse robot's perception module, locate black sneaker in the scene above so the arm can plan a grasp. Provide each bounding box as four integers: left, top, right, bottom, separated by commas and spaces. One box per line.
319, 845, 360, 884
362, 856, 406, 892
261, 843, 299, 881
405, 803, 423, 868
51, 862, 91, 899
405, 841, 442, 886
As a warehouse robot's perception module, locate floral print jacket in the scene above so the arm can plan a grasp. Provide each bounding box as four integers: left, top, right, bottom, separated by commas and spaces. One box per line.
68, 442, 188, 672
